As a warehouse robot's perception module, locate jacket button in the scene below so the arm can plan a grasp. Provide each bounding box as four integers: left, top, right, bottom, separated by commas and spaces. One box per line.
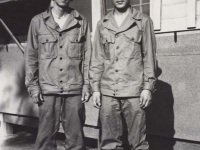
46, 39, 49, 42
116, 46, 119, 49
60, 57, 63, 60
60, 69, 63, 71
60, 80, 63, 83
60, 45, 63, 48
115, 70, 118, 72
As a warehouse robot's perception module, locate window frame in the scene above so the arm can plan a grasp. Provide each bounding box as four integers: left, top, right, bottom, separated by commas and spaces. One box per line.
132, 0, 150, 14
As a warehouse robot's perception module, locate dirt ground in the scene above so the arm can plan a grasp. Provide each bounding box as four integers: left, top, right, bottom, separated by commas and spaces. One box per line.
0, 126, 98, 150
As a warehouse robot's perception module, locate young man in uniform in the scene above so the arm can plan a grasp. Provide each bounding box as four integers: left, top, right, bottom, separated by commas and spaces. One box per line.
90, 0, 156, 149
25, 0, 91, 149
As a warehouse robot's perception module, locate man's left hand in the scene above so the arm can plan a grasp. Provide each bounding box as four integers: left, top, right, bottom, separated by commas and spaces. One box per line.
81, 92, 91, 103
140, 90, 152, 109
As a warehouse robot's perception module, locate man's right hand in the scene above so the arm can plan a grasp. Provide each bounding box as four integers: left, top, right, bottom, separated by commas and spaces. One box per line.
32, 93, 44, 104
92, 92, 101, 109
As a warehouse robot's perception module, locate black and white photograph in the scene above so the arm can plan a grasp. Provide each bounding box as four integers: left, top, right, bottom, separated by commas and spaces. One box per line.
0, 0, 200, 150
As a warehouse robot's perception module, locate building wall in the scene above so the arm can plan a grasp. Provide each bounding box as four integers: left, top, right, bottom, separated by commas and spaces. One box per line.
147, 30, 200, 142
148, 0, 200, 143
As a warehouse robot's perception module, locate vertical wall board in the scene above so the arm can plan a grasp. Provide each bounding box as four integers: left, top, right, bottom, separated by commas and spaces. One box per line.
187, 0, 196, 28
92, 0, 102, 37
150, 0, 161, 30
146, 31, 200, 141
196, 0, 200, 28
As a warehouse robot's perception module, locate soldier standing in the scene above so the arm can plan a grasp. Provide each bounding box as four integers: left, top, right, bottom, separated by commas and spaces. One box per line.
25, 0, 91, 149
90, 0, 156, 149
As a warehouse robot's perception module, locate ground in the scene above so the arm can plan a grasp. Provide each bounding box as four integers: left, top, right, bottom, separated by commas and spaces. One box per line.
0, 125, 98, 150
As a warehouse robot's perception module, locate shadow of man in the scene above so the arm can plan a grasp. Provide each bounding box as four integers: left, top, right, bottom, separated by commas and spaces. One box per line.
146, 66, 176, 150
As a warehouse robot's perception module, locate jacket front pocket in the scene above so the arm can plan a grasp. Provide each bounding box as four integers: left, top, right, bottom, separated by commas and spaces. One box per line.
123, 32, 142, 59
68, 34, 84, 59
39, 35, 58, 59
101, 35, 115, 60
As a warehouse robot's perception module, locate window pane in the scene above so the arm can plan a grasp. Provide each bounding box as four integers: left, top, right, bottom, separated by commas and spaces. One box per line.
142, 0, 150, 3
105, 0, 113, 10
142, 4, 150, 16
131, 0, 140, 5
132, 6, 140, 11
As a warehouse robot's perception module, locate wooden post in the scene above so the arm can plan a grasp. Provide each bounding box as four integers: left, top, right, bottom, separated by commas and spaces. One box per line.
0, 113, 13, 137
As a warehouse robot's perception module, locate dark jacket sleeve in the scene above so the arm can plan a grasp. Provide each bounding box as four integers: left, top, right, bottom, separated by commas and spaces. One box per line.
82, 20, 92, 93
25, 18, 41, 97
89, 22, 105, 92
142, 17, 157, 92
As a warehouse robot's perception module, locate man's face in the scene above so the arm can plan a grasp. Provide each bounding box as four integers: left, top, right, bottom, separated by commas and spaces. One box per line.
54, 0, 72, 8
112, 0, 130, 10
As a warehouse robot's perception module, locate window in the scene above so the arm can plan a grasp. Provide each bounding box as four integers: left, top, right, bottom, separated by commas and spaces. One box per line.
104, 0, 150, 16
132, 0, 150, 16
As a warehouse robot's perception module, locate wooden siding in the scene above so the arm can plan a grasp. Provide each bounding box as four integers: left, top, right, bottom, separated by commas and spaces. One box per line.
155, 0, 200, 33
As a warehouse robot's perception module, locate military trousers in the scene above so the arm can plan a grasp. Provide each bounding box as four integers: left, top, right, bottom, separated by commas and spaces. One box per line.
35, 94, 85, 150
100, 95, 149, 150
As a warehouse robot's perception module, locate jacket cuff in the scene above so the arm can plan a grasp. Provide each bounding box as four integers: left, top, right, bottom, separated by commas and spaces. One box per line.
82, 84, 90, 93
91, 85, 100, 93
143, 82, 156, 93
28, 86, 41, 97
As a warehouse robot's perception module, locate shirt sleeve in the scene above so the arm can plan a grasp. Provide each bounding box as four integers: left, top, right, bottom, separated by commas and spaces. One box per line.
89, 22, 105, 92
25, 18, 41, 97
142, 17, 157, 92
82, 20, 92, 93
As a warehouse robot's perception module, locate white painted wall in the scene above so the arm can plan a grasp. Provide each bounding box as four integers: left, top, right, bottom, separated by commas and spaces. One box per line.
155, 0, 200, 32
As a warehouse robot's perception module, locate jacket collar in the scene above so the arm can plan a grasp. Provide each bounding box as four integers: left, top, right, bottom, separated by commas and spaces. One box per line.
103, 6, 143, 33
42, 7, 81, 20
103, 6, 143, 21
42, 7, 82, 31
